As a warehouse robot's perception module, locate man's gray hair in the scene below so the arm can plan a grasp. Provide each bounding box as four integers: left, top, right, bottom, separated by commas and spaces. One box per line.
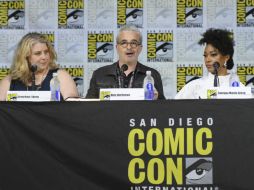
116, 25, 142, 44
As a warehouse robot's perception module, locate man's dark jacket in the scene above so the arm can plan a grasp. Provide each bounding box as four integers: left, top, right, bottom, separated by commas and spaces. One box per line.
86, 61, 166, 99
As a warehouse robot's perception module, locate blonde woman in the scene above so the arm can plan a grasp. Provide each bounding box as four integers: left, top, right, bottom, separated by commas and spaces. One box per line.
0, 32, 78, 101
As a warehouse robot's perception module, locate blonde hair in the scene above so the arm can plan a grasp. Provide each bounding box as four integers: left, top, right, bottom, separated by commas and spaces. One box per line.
10, 32, 58, 85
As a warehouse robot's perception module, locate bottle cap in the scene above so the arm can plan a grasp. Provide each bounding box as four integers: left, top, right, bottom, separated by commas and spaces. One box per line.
231, 81, 239, 87
146, 70, 151, 75
53, 72, 58, 77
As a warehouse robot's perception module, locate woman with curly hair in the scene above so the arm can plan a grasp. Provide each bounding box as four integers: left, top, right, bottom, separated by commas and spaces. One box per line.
175, 28, 244, 99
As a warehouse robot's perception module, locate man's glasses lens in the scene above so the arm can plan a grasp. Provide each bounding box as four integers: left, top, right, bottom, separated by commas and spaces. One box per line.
119, 41, 140, 48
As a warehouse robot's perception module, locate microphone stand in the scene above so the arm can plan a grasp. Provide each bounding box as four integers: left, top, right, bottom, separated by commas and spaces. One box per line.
213, 62, 219, 87
118, 64, 128, 88
30, 64, 37, 90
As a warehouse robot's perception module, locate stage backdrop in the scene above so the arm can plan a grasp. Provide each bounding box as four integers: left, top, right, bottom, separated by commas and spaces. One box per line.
0, 100, 254, 190
0, 0, 254, 98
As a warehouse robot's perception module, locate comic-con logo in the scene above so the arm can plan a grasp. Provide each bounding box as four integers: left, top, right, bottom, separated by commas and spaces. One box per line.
88, 32, 114, 63
0, 68, 9, 80
238, 65, 254, 86
117, 0, 143, 28
147, 32, 173, 62
58, 0, 84, 29
128, 119, 214, 187
177, 65, 203, 92
177, 0, 203, 28
237, 0, 254, 27
64, 67, 84, 96
41, 32, 55, 47
0, 0, 25, 29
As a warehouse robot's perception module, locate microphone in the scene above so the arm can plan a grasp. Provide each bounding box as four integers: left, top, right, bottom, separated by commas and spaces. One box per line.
213, 62, 220, 87
30, 64, 37, 90
118, 64, 128, 88
213, 62, 220, 74
120, 64, 128, 73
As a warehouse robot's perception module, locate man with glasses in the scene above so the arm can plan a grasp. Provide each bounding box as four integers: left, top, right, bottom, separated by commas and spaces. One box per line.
85, 25, 165, 99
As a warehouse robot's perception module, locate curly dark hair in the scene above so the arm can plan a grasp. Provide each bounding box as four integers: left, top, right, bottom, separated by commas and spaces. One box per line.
198, 28, 234, 70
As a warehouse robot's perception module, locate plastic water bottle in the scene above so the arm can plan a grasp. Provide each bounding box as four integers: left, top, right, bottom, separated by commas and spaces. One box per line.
50, 72, 61, 101
229, 68, 240, 87
143, 71, 154, 100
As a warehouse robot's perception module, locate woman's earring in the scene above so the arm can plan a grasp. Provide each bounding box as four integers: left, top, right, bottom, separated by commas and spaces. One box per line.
223, 61, 227, 68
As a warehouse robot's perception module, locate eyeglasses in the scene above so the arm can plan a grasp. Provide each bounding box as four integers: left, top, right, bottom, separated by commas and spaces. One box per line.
118, 41, 141, 48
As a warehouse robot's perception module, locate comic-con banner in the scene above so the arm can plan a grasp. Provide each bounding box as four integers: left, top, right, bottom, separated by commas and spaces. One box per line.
177, 0, 203, 28
176, 29, 203, 62
147, 0, 175, 28
0, 67, 9, 80
235, 29, 254, 62
128, 119, 214, 188
1, 101, 254, 189
177, 64, 203, 92
57, 30, 85, 63
238, 64, 254, 86
147, 31, 173, 62
58, 0, 84, 29
88, 31, 114, 63
87, 0, 115, 29
63, 65, 84, 96
42, 31, 55, 46
237, 0, 254, 27
0, 0, 25, 29
117, 0, 143, 28
206, 0, 234, 28
29, 0, 55, 29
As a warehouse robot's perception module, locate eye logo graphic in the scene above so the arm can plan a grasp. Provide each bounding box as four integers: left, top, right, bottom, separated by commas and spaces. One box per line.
67, 9, 84, 28
126, 8, 143, 28
156, 42, 173, 61
177, 0, 203, 28
0, 1, 25, 29
186, 158, 213, 185
58, 0, 84, 29
207, 89, 217, 99
96, 9, 113, 26
237, 1, 254, 27
185, 8, 203, 27
177, 66, 203, 92
96, 43, 114, 59
8, 10, 25, 28
65, 43, 84, 62
100, 91, 111, 100
238, 66, 254, 86
34, 10, 54, 28
117, 0, 143, 28
7, 93, 18, 101
147, 32, 173, 62
246, 41, 254, 52
88, 33, 114, 63
156, 9, 171, 20
216, 7, 231, 19
245, 7, 254, 24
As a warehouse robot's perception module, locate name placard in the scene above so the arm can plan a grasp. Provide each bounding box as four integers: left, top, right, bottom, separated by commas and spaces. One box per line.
207, 87, 252, 99
7, 91, 51, 101
99, 88, 144, 100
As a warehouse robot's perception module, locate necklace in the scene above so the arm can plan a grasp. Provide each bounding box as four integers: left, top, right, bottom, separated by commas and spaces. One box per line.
27, 68, 49, 91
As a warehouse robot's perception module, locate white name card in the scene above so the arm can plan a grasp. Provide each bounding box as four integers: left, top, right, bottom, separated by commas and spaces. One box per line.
207, 87, 252, 99
7, 91, 51, 101
99, 88, 144, 100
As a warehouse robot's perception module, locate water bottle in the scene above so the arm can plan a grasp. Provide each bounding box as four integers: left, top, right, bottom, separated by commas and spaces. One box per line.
50, 72, 61, 101
229, 67, 240, 87
143, 70, 154, 100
